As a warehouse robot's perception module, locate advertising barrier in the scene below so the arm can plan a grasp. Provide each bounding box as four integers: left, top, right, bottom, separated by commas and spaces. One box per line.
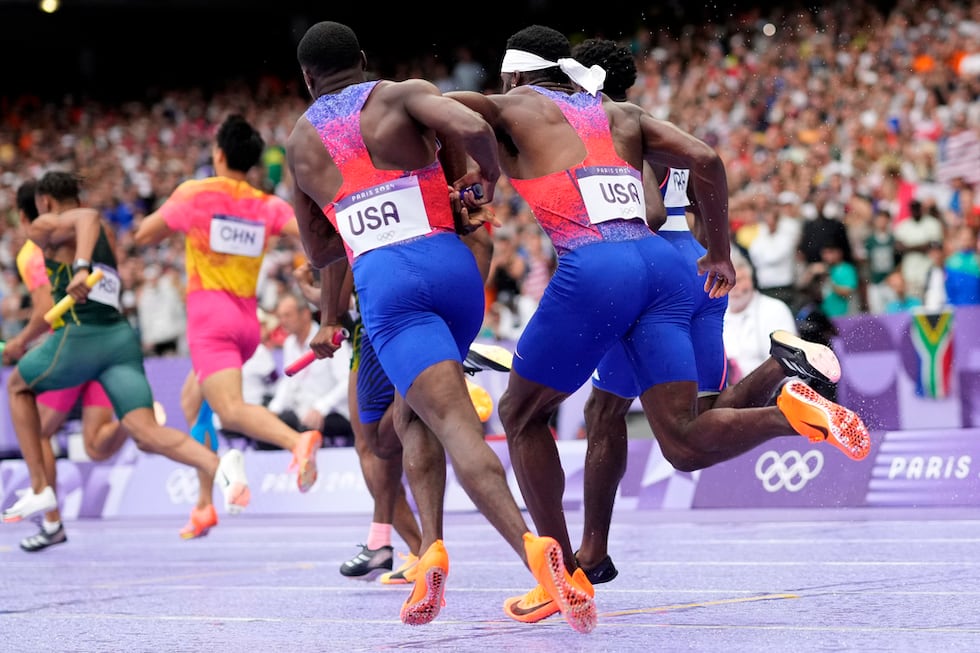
1, 306, 978, 518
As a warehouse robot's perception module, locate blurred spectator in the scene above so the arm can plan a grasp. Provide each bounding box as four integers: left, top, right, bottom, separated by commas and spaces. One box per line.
267, 294, 353, 448
723, 248, 797, 384
0, 0, 978, 333
818, 242, 860, 318
242, 309, 280, 407
943, 225, 980, 305
748, 192, 801, 309
487, 226, 527, 331
863, 208, 900, 314
516, 224, 556, 313
883, 270, 924, 313
136, 263, 186, 356
799, 200, 853, 267
104, 196, 136, 233
922, 241, 950, 311
451, 46, 487, 91
895, 199, 945, 299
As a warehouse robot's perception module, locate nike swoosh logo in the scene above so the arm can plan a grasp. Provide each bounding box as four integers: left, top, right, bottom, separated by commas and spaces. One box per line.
802, 420, 829, 440
507, 598, 554, 617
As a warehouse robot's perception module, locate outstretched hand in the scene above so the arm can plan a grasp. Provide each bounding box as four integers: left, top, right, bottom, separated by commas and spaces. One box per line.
697, 254, 736, 299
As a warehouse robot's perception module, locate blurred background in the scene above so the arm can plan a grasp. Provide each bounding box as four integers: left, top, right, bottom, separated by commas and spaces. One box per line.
1, 0, 979, 517
1, 0, 899, 99
0, 0, 977, 433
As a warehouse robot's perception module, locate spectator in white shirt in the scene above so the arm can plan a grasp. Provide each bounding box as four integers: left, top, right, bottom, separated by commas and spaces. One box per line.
723, 248, 799, 384
895, 199, 945, 299
136, 263, 186, 356
267, 294, 353, 447
748, 192, 802, 310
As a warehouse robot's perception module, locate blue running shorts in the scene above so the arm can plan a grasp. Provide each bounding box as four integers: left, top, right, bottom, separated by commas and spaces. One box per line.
514, 234, 697, 395
593, 231, 729, 398
352, 232, 484, 397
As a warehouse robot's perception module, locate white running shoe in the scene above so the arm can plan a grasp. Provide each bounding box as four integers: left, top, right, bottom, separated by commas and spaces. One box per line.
2, 486, 57, 523
216, 449, 251, 515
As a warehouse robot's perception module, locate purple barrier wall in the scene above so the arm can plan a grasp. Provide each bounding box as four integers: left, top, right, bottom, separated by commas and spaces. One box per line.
833, 305, 980, 431
1, 305, 977, 516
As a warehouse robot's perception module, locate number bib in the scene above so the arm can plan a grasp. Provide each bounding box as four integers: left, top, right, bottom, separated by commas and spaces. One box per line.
576, 166, 645, 224
663, 168, 690, 210
334, 177, 432, 257
210, 215, 266, 257
88, 263, 121, 311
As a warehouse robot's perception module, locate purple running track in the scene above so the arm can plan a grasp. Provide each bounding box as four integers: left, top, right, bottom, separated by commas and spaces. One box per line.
2, 508, 980, 652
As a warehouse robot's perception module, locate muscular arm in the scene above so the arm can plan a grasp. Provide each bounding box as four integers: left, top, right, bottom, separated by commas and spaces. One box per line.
639, 116, 730, 262
27, 210, 86, 251
39, 208, 102, 262
638, 116, 733, 296
405, 85, 500, 201
307, 258, 351, 360
462, 225, 494, 283
643, 162, 667, 231
133, 211, 173, 247
286, 118, 346, 269
319, 258, 350, 328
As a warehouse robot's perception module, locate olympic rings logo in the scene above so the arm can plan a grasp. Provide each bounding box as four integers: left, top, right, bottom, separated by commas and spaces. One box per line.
755, 450, 824, 492
376, 231, 396, 242
165, 468, 201, 504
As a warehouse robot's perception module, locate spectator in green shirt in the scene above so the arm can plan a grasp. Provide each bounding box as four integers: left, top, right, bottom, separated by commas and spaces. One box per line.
820, 242, 859, 317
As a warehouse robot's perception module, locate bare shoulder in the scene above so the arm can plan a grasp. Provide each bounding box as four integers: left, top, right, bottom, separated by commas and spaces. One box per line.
378, 78, 441, 101
59, 207, 101, 223
603, 95, 644, 119
286, 115, 318, 156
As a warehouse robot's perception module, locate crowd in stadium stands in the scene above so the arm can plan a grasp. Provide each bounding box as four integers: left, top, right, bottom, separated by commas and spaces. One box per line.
0, 0, 978, 354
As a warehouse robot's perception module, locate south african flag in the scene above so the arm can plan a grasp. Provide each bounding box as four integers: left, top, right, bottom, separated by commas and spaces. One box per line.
909, 308, 954, 398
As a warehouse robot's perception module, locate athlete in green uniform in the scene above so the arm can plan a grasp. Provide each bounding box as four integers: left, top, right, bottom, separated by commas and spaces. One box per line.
1, 171, 250, 524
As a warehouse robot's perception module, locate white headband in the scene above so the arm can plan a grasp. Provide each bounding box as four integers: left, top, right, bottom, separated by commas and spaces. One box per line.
500, 49, 606, 96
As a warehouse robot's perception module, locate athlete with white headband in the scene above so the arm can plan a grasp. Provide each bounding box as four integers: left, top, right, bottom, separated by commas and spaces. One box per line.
564, 39, 854, 619
448, 24, 871, 630
499, 49, 606, 95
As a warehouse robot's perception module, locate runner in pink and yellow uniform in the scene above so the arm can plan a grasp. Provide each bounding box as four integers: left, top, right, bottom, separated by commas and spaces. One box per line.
135, 114, 321, 539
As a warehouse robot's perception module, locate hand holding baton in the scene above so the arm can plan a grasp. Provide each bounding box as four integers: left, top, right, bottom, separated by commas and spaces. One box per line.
284, 327, 349, 377
460, 183, 484, 202
44, 269, 104, 325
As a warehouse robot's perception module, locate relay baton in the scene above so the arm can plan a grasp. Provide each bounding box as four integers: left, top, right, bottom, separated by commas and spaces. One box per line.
44, 269, 104, 325
460, 183, 484, 201
284, 328, 349, 377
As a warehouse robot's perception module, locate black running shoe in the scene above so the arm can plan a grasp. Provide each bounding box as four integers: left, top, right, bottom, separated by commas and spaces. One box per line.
20, 522, 67, 552
463, 343, 513, 375
340, 544, 394, 580
769, 330, 841, 384
577, 554, 619, 585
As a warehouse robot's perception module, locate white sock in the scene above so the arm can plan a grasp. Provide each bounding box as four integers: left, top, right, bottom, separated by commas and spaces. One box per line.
42, 518, 61, 535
